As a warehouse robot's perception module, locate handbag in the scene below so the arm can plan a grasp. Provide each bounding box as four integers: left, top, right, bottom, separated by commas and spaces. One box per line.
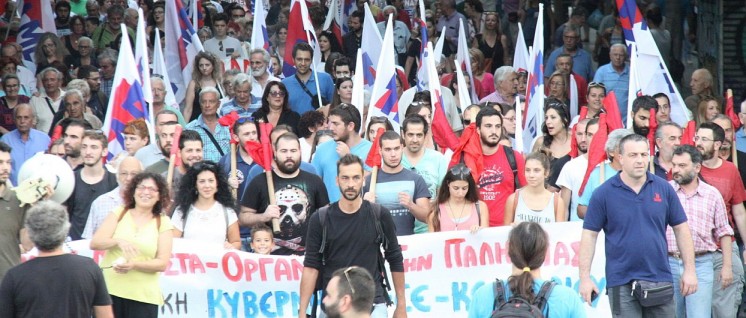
631, 280, 673, 307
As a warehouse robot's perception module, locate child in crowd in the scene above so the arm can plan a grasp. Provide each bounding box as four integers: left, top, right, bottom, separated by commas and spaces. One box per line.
250, 224, 275, 255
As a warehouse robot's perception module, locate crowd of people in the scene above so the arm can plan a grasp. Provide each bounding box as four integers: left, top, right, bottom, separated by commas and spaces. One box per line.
0, 0, 739, 317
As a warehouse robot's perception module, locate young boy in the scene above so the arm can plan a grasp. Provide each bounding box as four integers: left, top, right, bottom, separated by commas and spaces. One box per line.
250, 224, 275, 255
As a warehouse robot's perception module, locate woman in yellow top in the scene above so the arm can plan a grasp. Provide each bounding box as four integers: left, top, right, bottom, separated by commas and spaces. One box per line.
90, 172, 173, 318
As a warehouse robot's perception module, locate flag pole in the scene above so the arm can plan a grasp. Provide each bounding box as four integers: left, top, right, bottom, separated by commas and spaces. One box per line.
266, 169, 280, 233
230, 144, 238, 198
306, 30, 324, 110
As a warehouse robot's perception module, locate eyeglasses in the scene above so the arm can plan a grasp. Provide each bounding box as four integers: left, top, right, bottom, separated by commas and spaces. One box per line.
550, 82, 565, 88
269, 91, 285, 97
136, 185, 158, 193
236, 116, 255, 124
503, 116, 516, 122
343, 267, 356, 294
449, 164, 471, 179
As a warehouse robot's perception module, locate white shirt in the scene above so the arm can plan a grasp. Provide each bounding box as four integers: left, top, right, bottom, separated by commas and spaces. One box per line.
171, 202, 238, 246
30, 88, 64, 133
555, 155, 588, 221
204, 36, 247, 60
300, 137, 312, 163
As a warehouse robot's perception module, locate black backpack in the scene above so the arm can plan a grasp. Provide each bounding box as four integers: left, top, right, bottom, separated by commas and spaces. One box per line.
310, 202, 392, 317
491, 279, 556, 318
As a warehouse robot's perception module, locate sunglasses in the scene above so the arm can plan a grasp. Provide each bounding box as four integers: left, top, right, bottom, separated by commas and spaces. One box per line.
269, 91, 286, 97
449, 164, 471, 178
343, 267, 356, 294
236, 116, 255, 124
588, 82, 606, 89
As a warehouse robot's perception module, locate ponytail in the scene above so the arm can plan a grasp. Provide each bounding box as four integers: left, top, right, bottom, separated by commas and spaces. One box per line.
506, 222, 549, 301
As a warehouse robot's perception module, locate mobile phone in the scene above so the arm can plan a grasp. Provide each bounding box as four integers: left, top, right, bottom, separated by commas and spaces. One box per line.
590, 290, 599, 302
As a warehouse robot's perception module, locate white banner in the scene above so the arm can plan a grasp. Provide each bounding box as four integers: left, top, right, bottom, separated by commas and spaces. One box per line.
24, 222, 610, 317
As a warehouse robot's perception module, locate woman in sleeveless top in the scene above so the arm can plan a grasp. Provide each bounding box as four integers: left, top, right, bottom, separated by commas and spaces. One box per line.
428, 164, 488, 233
504, 152, 567, 224
90, 172, 174, 318
184, 52, 224, 121
474, 12, 510, 74
172, 162, 241, 249
532, 99, 572, 192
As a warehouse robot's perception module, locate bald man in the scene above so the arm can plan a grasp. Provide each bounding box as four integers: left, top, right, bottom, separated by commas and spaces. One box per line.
0, 104, 50, 186
685, 68, 720, 113
80, 156, 143, 239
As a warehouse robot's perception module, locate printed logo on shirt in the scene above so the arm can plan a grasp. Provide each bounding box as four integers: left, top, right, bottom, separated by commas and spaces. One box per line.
653, 192, 662, 202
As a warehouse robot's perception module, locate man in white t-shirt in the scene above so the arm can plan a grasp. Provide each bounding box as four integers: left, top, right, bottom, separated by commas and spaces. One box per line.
203, 13, 246, 59
556, 118, 598, 221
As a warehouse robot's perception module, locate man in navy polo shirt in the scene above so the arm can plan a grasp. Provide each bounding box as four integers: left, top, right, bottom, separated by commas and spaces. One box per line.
578, 134, 698, 317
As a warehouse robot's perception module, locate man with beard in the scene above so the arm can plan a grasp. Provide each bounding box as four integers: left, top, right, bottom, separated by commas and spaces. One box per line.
62, 118, 91, 170
81, 156, 143, 239
248, 49, 280, 104
54, 1, 72, 36
0, 141, 33, 282
312, 104, 372, 202
244, 124, 318, 187
78, 65, 108, 121
362, 131, 430, 236
342, 11, 364, 64
147, 130, 204, 190
136, 110, 180, 168
711, 114, 735, 161
0, 104, 50, 186
652, 121, 682, 180
667, 145, 733, 317
91, 6, 135, 55
400, 115, 447, 233
629, 95, 659, 136
282, 43, 334, 114
322, 266, 376, 318
557, 118, 597, 221
696, 122, 746, 317
474, 107, 526, 226
300, 154, 406, 318
240, 132, 328, 255
65, 130, 118, 240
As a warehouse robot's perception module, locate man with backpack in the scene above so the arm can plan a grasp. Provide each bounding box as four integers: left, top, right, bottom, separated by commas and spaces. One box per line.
299, 154, 406, 318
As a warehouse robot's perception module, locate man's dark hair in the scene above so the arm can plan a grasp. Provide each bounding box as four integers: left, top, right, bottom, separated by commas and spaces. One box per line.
85, 16, 101, 27
336, 153, 364, 174
77, 65, 99, 81
652, 92, 669, 103
179, 129, 203, 149
329, 103, 362, 133
292, 42, 314, 59
349, 10, 364, 23
107, 5, 125, 17
556, 53, 573, 64
475, 106, 502, 127
212, 13, 229, 25
0, 141, 10, 154
586, 118, 600, 132
63, 118, 93, 133
334, 57, 351, 71
273, 131, 300, 149
401, 114, 429, 135
570, 6, 587, 18
55, 1, 71, 11
698, 122, 725, 143
378, 130, 403, 147
618, 133, 648, 155
631, 95, 659, 115
645, 4, 663, 26
329, 267, 375, 314
673, 144, 703, 166
298, 111, 326, 138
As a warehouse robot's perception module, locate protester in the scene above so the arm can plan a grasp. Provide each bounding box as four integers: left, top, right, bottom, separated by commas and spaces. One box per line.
504, 151, 567, 224
323, 266, 377, 318
428, 163, 487, 233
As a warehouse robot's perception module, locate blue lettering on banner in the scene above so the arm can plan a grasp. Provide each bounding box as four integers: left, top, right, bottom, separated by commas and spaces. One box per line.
207, 289, 300, 318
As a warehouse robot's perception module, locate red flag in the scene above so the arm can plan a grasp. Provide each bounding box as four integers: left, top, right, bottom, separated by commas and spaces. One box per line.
170, 125, 183, 167
448, 123, 483, 182
647, 108, 658, 155
245, 122, 274, 170
579, 113, 609, 196
49, 125, 63, 147
681, 120, 696, 146
569, 107, 589, 158
218, 111, 240, 144
365, 127, 385, 168
725, 90, 742, 130
603, 91, 624, 131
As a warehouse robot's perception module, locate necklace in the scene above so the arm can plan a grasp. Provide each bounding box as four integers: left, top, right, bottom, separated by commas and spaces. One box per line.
447, 200, 467, 230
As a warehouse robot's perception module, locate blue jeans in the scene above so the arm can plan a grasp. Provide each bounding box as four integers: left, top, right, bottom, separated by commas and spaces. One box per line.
669, 253, 713, 318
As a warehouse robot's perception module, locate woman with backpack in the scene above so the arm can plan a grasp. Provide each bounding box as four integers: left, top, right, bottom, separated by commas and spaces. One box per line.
503, 151, 567, 224
468, 222, 587, 318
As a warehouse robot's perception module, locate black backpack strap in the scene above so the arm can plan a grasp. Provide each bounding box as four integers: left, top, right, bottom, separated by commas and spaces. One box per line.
492, 278, 506, 311
369, 203, 394, 306
317, 206, 330, 266
502, 145, 520, 190
533, 280, 557, 313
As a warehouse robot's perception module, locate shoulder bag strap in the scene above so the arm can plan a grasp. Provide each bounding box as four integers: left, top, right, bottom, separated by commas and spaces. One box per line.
512, 189, 520, 215
534, 280, 557, 313
198, 126, 226, 157
492, 278, 506, 310
44, 97, 57, 116
502, 145, 519, 190
294, 74, 315, 100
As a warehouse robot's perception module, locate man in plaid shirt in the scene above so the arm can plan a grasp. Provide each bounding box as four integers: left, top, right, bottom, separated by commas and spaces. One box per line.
666, 145, 734, 318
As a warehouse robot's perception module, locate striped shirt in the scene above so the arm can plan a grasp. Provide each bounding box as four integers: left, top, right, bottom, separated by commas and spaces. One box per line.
666, 179, 733, 253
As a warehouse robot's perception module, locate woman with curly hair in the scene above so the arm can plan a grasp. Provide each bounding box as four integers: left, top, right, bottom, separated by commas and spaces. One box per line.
34, 33, 71, 76
90, 172, 174, 318
172, 161, 241, 250
184, 51, 224, 121
428, 164, 488, 233
318, 31, 342, 70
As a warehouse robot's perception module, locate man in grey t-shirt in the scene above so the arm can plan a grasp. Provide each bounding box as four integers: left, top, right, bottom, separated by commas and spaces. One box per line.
363, 131, 430, 235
